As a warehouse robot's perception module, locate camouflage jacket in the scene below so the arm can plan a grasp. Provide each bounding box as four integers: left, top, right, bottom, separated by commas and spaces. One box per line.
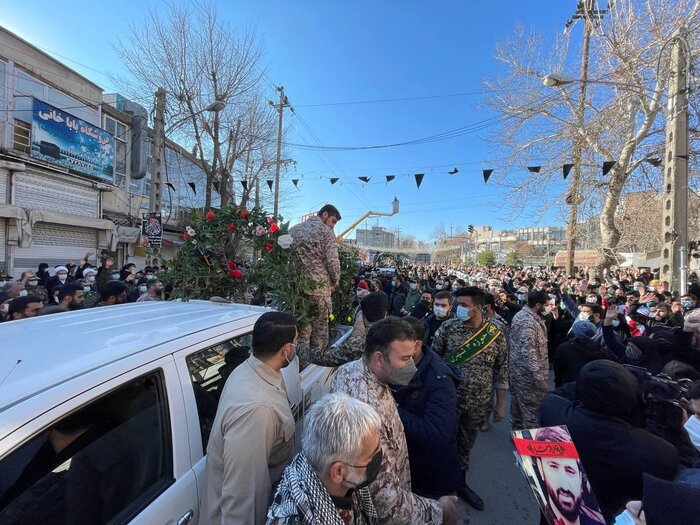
431, 318, 509, 393
330, 359, 443, 525
288, 216, 340, 292
508, 306, 549, 384
296, 334, 365, 368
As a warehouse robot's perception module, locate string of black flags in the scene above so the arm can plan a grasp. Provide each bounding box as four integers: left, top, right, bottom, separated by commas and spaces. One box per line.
176, 157, 677, 194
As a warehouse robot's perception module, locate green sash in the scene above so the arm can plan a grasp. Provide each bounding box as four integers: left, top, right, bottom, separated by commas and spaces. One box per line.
444, 321, 502, 367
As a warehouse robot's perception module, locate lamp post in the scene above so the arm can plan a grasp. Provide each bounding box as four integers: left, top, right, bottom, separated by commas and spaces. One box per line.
543, 27, 690, 291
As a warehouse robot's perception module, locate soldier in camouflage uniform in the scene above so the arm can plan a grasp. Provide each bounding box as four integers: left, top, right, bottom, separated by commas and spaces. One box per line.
330, 317, 458, 525
297, 291, 387, 367
432, 287, 508, 510
508, 290, 550, 431
288, 204, 341, 353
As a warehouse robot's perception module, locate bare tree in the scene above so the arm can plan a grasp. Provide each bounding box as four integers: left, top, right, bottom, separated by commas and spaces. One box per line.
482, 0, 700, 268
115, 2, 277, 211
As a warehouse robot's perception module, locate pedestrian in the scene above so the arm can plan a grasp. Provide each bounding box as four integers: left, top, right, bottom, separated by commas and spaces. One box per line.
92, 280, 128, 307
395, 317, 461, 498
330, 317, 458, 525
388, 275, 409, 316
288, 204, 341, 353
45, 265, 71, 292
57, 283, 85, 311
202, 312, 298, 525
431, 287, 508, 510
423, 290, 453, 348
8, 295, 43, 320
508, 290, 550, 431
24, 274, 48, 305
410, 289, 433, 320
401, 278, 422, 315
136, 279, 164, 302
266, 393, 381, 525
36, 262, 50, 288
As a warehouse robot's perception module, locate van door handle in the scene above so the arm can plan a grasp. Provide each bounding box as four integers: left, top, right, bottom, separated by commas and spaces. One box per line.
177, 509, 194, 525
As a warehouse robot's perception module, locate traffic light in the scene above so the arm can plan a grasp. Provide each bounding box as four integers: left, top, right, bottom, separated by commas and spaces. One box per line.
468, 224, 474, 233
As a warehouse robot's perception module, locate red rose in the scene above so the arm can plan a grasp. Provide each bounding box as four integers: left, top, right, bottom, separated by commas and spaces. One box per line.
183, 231, 190, 239
205, 211, 216, 221
265, 243, 273, 253
226, 260, 236, 270
227, 224, 236, 231
229, 269, 243, 279
268, 223, 279, 233
239, 210, 250, 219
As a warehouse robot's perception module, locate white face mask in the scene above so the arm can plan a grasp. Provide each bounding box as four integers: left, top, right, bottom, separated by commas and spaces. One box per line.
433, 305, 449, 319
578, 312, 592, 322
57, 273, 67, 282
0, 303, 8, 314
18, 290, 28, 297
139, 285, 148, 293
83, 286, 91, 293
87, 276, 96, 283
455, 305, 471, 321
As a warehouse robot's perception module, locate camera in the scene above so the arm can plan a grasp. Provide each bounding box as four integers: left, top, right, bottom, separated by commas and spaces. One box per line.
623, 364, 692, 428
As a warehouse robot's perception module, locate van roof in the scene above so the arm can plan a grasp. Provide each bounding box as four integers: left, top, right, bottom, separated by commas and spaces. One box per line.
0, 301, 269, 412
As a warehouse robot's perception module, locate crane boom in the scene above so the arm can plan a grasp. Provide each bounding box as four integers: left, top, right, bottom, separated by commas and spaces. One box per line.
336, 197, 399, 240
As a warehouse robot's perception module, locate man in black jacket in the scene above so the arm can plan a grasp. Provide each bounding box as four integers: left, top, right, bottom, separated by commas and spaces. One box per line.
539, 360, 680, 522
553, 320, 616, 387
422, 290, 453, 348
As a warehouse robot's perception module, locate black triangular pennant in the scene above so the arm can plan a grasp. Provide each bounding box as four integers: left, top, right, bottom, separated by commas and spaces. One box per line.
448, 167, 459, 175
563, 164, 574, 179
527, 166, 541, 173
292, 179, 300, 189
166, 182, 176, 192
266, 179, 273, 191
677, 154, 689, 160
646, 158, 663, 167
386, 175, 395, 182
602, 161, 617, 175
187, 182, 196, 194
414, 173, 425, 189
483, 169, 493, 183
212, 181, 220, 193
241, 181, 248, 191
330, 178, 339, 185
358, 176, 370, 183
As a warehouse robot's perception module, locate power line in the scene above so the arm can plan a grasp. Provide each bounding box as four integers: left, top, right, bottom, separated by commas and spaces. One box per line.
294, 90, 489, 108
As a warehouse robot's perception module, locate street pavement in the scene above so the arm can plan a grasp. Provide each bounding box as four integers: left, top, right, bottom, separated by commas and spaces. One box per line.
457, 394, 541, 525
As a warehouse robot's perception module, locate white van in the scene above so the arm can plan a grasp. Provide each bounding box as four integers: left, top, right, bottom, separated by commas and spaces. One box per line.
0, 300, 348, 524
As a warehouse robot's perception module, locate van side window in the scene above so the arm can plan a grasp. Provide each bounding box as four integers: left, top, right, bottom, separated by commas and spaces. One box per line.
185, 333, 252, 453
0, 371, 173, 524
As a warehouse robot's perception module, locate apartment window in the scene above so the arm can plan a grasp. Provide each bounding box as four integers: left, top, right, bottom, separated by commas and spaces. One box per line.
13, 119, 31, 154
105, 116, 128, 189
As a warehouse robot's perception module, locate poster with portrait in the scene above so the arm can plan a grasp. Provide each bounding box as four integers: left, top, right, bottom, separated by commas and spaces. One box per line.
512, 426, 605, 525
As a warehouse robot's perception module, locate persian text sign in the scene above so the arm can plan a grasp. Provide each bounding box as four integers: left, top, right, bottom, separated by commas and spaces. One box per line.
31, 98, 115, 182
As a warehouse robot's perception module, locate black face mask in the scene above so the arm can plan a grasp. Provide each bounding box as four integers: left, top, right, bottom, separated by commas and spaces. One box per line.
344, 448, 383, 490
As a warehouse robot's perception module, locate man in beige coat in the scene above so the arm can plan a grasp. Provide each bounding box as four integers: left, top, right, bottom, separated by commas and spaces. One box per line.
202, 311, 298, 525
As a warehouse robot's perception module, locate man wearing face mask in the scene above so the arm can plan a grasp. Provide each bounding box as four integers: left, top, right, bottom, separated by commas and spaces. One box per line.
410, 290, 433, 320
331, 317, 458, 525
508, 290, 551, 431
423, 291, 453, 349
136, 279, 164, 302
24, 274, 48, 305
515, 286, 529, 305
266, 393, 381, 525
401, 279, 422, 316
432, 287, 508, 511
46, 265, 71, 293
203, 312, 298, 525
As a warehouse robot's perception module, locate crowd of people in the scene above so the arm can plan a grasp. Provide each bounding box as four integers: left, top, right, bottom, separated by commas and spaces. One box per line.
4, 203, 700, 525
0, 253, 167, 322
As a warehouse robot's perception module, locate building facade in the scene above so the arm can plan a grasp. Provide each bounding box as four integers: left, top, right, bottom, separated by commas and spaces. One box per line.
0, 26, 210, 277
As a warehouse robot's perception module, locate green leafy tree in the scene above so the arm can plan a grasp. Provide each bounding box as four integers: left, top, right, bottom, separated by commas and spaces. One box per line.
476, 250, 497, 267
505, 251, 523, 266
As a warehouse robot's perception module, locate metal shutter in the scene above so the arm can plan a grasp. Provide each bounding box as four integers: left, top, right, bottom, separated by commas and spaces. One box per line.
13, 223, 97, 275
0, 169, 6, 203
13, 172, 99, 217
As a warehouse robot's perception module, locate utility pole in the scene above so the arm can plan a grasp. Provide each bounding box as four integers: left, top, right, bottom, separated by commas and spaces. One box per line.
565, 0, 595, 277
148, 87, 166, 265
270, 86, 292, 218
660, 26, 690, 293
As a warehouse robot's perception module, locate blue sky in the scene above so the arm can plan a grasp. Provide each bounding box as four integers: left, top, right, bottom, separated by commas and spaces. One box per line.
2, 0, 577, 240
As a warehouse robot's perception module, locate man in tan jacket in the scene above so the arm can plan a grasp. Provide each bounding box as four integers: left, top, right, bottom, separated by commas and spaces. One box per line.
202, 311, 298, 524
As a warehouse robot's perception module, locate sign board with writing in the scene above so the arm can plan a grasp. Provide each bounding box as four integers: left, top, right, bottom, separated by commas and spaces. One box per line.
141, 212, 162, 248
31, 98, 115, 182
512, 426, 605, 525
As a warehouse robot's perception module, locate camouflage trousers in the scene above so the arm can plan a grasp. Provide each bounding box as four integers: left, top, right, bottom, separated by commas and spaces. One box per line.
509, 381, 545, 431
298, 293, 331, 352
456, 381, 490, 472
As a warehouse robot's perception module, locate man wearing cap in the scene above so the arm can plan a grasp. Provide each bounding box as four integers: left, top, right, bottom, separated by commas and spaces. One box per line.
515, 286, 529, 306
553, 320, 616, 387
24, 274, 48, 305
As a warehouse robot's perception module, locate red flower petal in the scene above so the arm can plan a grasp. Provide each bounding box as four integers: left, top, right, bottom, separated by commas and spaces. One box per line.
205, 211, 216, 221
227, 224, 236, 231
265, 243, 273, 253
183, 231, 190, 239
268, 223, 279, 233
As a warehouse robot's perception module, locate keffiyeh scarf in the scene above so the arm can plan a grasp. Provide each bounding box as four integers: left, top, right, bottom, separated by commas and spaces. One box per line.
267, 453, 378, 525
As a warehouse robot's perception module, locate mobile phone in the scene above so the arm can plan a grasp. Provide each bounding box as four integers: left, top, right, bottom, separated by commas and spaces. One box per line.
613, 509, 637, 525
